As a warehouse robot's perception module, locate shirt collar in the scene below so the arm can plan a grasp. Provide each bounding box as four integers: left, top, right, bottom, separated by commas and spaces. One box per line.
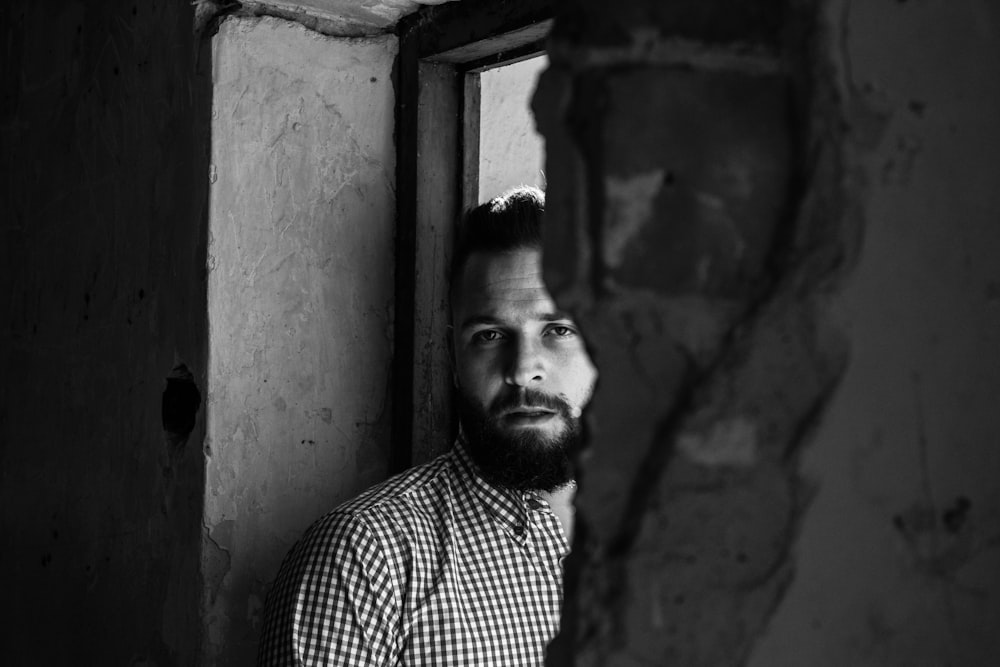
452, 435, 533, 536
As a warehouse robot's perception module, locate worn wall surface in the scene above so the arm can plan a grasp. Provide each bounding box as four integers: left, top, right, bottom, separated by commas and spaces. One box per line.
536, 0, 1000, 665
206, 17, 397, 666
241, 0, 449, 36
0, 1, 209, 665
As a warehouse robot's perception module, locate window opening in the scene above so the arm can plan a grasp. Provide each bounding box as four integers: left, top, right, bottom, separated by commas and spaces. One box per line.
477, 55, 548, 202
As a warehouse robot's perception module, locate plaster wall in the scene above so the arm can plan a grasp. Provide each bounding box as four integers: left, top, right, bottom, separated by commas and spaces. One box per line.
0, 1, 208, 664
205, 17, 397, 665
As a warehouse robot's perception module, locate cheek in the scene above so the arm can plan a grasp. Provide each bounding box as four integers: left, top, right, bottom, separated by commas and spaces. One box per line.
456, 353, 501, 402
560, 351, 598, 406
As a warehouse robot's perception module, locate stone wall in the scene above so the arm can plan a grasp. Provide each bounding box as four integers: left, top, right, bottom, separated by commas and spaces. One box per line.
536, 0, 1000, 665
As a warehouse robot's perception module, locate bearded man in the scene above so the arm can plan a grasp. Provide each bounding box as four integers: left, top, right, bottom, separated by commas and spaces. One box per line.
257, 187, 596, 666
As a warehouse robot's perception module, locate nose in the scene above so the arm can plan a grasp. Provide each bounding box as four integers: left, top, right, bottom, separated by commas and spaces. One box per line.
504, 336, 546, 387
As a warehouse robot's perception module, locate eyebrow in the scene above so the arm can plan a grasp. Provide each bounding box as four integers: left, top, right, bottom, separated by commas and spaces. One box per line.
459, 311, 574, 330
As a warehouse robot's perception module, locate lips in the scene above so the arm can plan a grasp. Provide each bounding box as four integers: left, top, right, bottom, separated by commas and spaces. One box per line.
502, 407, 558, 426
504, 406, 556, 417
490, 389, 571, 425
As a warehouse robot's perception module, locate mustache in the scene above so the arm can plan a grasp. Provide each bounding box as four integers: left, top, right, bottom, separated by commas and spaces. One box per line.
489, 388, 572, 416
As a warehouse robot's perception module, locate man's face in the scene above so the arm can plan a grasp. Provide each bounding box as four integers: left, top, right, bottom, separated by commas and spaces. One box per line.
451, 248, 597, 491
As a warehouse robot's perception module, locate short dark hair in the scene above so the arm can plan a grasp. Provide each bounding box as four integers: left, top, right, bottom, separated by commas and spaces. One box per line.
451, 186, 544, 287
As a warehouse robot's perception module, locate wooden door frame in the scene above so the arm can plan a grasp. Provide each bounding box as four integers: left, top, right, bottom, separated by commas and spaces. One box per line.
391, 0, 553, 472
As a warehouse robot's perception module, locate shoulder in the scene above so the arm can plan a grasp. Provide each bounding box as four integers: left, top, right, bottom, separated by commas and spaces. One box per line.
259, 461, 459, 667
330, 450, 458, 526
291, 450, 458, 559
258, 450, 468, 664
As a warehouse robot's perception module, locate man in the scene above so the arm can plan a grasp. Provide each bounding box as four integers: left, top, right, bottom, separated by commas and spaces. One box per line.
257, 187, 596, 665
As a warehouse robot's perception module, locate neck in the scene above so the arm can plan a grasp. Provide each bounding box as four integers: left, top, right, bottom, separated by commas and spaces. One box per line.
539, 482, 576, 544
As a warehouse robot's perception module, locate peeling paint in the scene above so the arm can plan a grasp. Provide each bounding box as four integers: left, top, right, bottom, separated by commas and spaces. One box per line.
202, 523, 233, 607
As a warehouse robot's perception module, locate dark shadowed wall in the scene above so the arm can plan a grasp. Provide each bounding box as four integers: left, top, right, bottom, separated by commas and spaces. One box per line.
750, 3, 1000, 663
1, 1, 209, 664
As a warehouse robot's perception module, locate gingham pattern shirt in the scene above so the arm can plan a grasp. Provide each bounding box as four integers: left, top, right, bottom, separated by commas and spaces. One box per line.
257, 440, 570, 666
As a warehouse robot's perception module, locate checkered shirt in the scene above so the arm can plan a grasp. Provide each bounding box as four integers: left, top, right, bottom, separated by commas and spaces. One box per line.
257, 440, 570, 666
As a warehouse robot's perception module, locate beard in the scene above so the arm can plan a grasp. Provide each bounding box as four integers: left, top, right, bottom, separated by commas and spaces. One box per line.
457, 386, 582, 492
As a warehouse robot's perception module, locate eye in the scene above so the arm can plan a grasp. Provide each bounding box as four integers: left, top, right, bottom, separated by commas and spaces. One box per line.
546, 324, 577, 338
471, 329, 505, 344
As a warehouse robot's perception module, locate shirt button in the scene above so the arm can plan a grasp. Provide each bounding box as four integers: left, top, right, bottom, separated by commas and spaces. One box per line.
513, 525, 525, 537
526, 499, 543, 510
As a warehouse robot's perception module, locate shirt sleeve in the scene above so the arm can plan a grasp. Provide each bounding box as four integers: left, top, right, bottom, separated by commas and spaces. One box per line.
257, 511, 401, 666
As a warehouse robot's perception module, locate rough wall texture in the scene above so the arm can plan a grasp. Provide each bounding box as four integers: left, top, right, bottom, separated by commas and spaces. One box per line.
0, 1, 209, 664
239, 0, 455, 36
536, 0, 1000, 664
205, 17, 397, 666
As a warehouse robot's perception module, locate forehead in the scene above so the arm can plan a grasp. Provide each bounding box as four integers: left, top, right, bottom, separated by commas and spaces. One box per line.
452, 249, 555, 320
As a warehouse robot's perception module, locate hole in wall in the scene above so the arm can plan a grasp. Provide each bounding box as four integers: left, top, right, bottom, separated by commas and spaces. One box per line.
162, 363, 201, 453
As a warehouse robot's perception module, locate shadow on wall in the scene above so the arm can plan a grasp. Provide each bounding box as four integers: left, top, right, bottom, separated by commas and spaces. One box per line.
2, 1, 213, 665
